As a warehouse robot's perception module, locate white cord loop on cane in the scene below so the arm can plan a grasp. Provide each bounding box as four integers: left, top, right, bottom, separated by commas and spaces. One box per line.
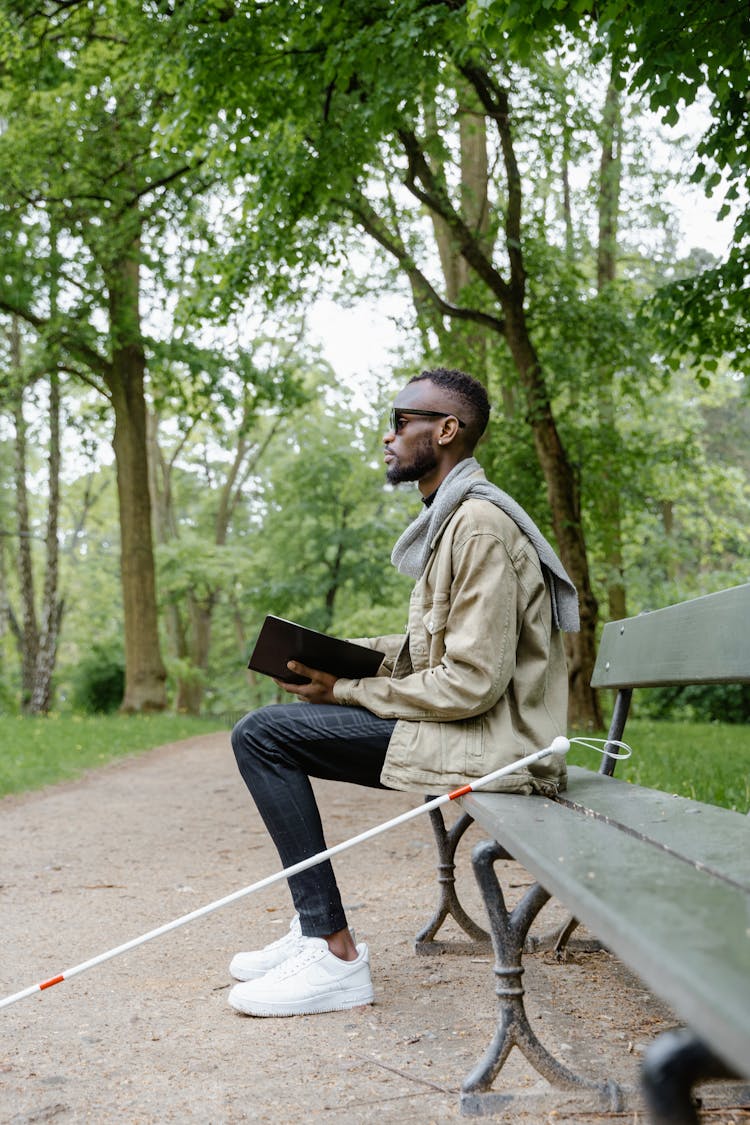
568, 736, 632, 761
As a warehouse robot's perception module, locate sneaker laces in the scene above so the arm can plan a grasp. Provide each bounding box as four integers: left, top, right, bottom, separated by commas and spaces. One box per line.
260, 938, 328, 982
263, 918, 302, 952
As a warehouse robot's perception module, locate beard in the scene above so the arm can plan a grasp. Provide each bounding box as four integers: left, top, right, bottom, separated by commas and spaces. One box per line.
385, 434, 438, 485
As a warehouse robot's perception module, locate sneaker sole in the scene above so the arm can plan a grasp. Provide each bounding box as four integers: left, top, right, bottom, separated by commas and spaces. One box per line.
229, 985, 375, 1017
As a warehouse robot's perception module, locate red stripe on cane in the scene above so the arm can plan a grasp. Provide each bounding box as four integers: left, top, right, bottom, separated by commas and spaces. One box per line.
448, 783, 473, 799
39, 976, 65, 990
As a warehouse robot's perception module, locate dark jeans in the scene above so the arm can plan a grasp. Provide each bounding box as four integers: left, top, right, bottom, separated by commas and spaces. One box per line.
231, 702, 397, 937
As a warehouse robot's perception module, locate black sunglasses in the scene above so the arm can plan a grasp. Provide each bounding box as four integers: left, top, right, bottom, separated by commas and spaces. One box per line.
389, 408, 466, 433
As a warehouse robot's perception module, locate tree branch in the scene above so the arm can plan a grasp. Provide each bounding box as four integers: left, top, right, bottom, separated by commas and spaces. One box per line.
397, 126, 513, 307
56, 363, 111, 400
342, 190, 506, 334
0, 296, 112, 384
458, 64, 525, 295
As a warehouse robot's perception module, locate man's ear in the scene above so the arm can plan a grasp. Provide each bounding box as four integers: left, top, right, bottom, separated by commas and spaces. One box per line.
438, 416, 462, 445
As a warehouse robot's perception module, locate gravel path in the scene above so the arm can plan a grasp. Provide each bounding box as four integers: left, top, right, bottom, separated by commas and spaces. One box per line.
1, 733, 746, 1124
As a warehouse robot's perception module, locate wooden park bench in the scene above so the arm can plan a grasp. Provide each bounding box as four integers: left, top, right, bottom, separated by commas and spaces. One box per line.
416, 583, 750, 1120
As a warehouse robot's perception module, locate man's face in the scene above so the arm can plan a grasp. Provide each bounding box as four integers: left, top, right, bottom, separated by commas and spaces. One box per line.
384, 424, 437, 485
383, 380, 460, 486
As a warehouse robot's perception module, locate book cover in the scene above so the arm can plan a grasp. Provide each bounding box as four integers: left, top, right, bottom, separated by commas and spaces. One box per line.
248, 615, 385, 685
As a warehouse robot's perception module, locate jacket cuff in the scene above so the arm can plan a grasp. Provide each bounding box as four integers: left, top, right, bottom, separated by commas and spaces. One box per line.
332, 678, 355, 705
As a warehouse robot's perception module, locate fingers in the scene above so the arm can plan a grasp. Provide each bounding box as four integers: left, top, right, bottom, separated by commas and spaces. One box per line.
288, 660, 316, 680
276, 662, 337, 705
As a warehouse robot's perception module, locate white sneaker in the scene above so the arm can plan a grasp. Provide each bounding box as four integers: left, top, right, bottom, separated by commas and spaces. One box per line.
229, 916, 306, 982
228, 939, 374, 1016
229, 915, 357, 982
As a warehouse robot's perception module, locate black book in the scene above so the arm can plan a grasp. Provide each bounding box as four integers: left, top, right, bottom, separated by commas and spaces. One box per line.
247, 615, 385, 685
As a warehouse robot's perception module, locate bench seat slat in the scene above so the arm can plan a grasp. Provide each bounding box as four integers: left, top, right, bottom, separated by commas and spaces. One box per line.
562, 766, 750, 891
461, 789, 750, 1080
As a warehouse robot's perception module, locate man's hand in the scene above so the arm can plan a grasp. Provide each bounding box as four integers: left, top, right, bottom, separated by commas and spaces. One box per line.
274, 662, 338, 705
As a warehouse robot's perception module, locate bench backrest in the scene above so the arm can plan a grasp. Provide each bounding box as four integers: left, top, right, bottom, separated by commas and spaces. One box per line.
591, 583, 750, 690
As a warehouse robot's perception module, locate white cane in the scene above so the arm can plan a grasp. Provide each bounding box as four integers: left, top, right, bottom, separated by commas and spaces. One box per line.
0, 734, 627, 1012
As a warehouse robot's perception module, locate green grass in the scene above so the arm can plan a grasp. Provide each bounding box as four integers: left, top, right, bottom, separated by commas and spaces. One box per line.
0, 713, 223, 798
1, 715, 748, 814
568, 719, 750, 813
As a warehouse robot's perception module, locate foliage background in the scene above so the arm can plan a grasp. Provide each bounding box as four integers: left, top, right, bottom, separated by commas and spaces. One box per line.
0, 0, 747, 729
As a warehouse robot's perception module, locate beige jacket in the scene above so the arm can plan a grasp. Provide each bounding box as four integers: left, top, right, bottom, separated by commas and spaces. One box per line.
332, 496, 569, 795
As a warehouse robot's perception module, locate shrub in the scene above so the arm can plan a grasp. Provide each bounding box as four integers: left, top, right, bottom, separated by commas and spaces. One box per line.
638, 683, 750, 724
70, 647, 125, 713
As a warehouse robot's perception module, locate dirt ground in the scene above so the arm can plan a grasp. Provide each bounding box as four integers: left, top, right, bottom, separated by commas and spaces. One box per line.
1, 732, 748, 1125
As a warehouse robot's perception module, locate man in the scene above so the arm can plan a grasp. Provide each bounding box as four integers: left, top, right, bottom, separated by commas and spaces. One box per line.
228, 367, 578, 1017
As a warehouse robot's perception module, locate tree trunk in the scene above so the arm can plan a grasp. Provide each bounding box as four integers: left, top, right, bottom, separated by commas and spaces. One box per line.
10, 323, 38, 710
503, 302, 602, 728
29, 371, 64, 714
597, 74, 627, 624
8, 337, 66, 713
183, 597, 214, 713
106, 250, 167, 713
322, 506, 350, 632
0, 533, 8, 683
427, 82, 494, 373
562, 124, 574, 261
146, 409, 189, 701
660, 500, 677, 583
396, 75, 604, 728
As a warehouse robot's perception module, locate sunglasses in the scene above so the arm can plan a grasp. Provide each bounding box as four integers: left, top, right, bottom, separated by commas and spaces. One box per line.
389, 408, 466, 433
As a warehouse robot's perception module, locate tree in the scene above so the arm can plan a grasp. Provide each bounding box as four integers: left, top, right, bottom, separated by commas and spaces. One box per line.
4, 1, 733, 727
0, 0, 212, 710
249, 393, 415, 634
217, 386, 417, 717
144, 2, 686, 724
0, 316, 65, 713
148, 323, 315, 714
617, 365, 750, 612
468, 0, 750, 373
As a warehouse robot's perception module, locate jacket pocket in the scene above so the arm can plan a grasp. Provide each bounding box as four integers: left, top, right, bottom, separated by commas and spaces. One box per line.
421, 594, 450, 637
440, 714, 485, 773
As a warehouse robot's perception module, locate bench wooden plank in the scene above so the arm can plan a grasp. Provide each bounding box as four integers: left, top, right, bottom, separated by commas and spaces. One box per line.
591, 583, 750, 688
561, 766, 750, 891
460, 789, 750, 1081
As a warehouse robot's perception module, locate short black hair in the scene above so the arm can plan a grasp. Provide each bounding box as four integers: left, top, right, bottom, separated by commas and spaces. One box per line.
409, 367, 491, 444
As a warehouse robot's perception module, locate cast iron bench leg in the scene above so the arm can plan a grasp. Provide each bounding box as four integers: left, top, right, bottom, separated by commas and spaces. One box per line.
460, 839, 621, 1115
415, 802, 492, 955
524, 912, 603, 957
641, 1028, 741, 1125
